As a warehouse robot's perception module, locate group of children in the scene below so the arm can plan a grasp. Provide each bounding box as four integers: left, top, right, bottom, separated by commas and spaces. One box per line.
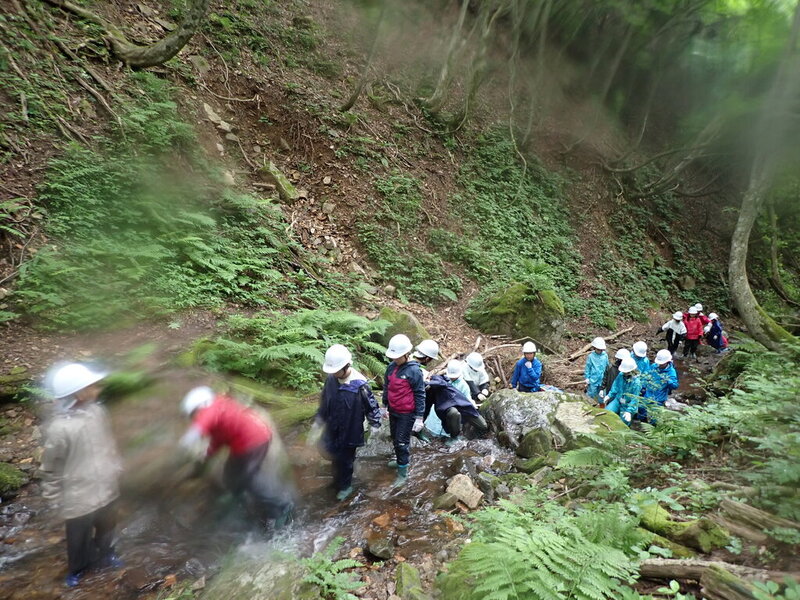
659, 303, 727, 359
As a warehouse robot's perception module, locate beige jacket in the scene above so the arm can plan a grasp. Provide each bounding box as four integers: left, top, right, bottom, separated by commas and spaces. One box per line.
40, 402, 122, 519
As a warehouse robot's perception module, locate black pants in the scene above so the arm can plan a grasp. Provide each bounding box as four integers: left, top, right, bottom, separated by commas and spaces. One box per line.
683, 338, 699, 357
389, 412, 415, 466
443, 407, 489, 438
466, 381, 489, 401
224, 442, 292, 520
65, 501, 117, 576
666, 331, 682, 355
331, 447, 357, 492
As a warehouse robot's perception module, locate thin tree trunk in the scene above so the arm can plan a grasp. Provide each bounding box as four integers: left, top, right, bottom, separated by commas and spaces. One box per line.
599, 25, 632, 105
424, 0, 470, 115
340, 0, 386, 112
42, 0, 210, 68
729, 0, 800, 349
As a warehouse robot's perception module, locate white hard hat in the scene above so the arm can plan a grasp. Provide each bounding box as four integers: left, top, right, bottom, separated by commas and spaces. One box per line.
614, 348, 631, 360
673, 311, 684, 320
414, 339, 439, 360
466, 352, 484, 370
386, 334, 413, 359
694, 303, 703, 311
182, 386, 215, 415
618, 357, 638, 374
522, 341, 537, 353
708, 312, 718, 320
446, 360, 463, 380
654, 349, 673, 365
323, 344, 352, 374
591, 337, 606, 350
688, 307, 698, 315
632, 341, 648, 358
51, 363, 108, 399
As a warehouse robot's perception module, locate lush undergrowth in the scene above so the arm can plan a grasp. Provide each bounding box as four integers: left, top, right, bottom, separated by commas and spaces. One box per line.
199, 310, 389, 392
7, 74, 355, 330
438, 343, 800, 599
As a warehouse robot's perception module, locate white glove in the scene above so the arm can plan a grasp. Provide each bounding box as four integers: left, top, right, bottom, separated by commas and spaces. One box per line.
412, 417, 424, 433
584, 378, 590, 385
703, 324, 712, 334
622, 412, 632, 424
598, 390, 605, 400
477, 392, 487, 402
307, 421, 324, 446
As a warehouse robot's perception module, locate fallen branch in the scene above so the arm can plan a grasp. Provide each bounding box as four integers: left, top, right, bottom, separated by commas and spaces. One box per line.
721, 498, 800, 532
567, 326, 634, 361
639, 559, 799, 588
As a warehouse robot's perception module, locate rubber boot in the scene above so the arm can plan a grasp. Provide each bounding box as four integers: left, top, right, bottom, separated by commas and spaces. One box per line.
444, 436, 462, 448
274, 503, 294, 529
392, 464, 408, 488
387, 460, 398, 469
335, 486, 354, 501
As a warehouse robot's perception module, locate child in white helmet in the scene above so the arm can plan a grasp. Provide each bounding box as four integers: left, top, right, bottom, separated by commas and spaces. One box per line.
462, 352, 491, 402
40, 362, 123, 588
583, 337, 608, 402
605, 357, 643, 426
601, 348, 631, 403
659, 312, 687, 355
446, 360, 473, 403
316, 344, 382, 501
510, 341, 542, 392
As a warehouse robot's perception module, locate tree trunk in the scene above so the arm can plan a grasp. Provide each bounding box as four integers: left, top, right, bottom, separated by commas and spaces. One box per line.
339, 0, 386, 112
42, 0, 210, 68
423, 0, 470, 115
720, 499, 800, 532
728, 0, 800, 350
639, 558, 797, 584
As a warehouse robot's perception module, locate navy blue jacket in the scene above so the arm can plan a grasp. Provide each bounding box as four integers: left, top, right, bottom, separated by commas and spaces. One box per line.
384, 360, 426, 417
426, 375, 481, 420
317, 372, 381, 452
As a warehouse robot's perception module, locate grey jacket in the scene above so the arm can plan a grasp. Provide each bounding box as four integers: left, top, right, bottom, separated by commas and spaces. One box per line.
40, 402, 122, 519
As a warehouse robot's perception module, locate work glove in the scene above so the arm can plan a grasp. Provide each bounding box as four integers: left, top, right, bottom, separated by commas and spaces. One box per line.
598, 390, 605, 400
584, 378, 590, 386
307, 421, 324, 446
477, 392, 487, 402
412, 417, 424, 433
622, 412, 632, 424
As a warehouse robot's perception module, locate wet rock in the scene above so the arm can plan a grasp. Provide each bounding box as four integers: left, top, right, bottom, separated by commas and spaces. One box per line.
395, 563, 430, 600
260, 161, 300, 202
202, 554, 317, 599
376, 307, 430, 347
475, 472, 500, 502
514, 450, 559, 474
366, 529, 394, 560
481, 389, 561, 452
446, 474, 483, 509
432, 492, 458, 510
465, 282, 565, 348
516, 428, 553, 458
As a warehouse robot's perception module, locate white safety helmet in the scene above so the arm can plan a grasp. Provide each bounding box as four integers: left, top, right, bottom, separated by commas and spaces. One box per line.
386, 334, 413, 359
632, 341, 648, 358
446, 360, 463, 380
414, 339, 440, 360
688, 307, 698, 315
654, 349, 673, 365
182, 386, 215, 416
614, 348, 631, 360
694, 303, 703, 312
708, 312, 718, 320
323, 344, 352, 374
618, 357, 638, 374
522, 341, 537, 353
673, 311, 684, 320
591, 337, 607, 350
466, 352, 484, 370
51, 362, 108, 399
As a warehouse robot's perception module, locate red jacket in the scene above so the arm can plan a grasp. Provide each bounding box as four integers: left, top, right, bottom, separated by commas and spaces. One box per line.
193, 395, 272, 457
684, 315, 704, 340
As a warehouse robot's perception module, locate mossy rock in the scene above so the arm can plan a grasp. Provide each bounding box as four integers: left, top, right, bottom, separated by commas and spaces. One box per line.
705, 350, 748, 396
103, 370, 154, 399
637, 528, 697, 559
377, 306, 430, 346
0, 366, 29, 398
551, 401, 628, 450
396, 562, 431, 600
515, 450, 559, 474
260, 161, 299, 202
174, 338, 217, 367
465, 282, 565, 348
0, 462, 27, 496
516, 428, 553, 458
640, 503, 730, 553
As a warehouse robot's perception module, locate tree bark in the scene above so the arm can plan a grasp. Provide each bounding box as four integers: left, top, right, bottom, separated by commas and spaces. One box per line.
728, 0, 800, 349
339, 0, 386, 112
720, 498, 800, 532
639, 558, 797, 584
423, 0, 470, 115
42, 0, 210, 68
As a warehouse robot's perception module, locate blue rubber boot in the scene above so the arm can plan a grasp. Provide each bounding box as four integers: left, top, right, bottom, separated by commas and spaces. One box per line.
392, 464, 409, 488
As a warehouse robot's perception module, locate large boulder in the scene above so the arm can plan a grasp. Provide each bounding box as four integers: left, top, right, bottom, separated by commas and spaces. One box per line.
377, 307, 430, 346
480, 389, 561, 454
551, 401, 628, 450
465, 282, 565, 348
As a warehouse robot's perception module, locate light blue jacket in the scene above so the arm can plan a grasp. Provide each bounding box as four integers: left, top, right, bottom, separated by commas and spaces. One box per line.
645, 363, 678, 405
633, 355, 651, 376
450, 377, 472, 401
584, 351, 609, 387
608, 372, 643, 414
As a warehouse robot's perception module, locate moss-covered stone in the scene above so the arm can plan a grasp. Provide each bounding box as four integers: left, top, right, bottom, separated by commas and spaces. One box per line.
174, 338, 217, 367
640, 503, 730, 553
705, 350, 748, 396
433, 492, 458, 510
465, 282, 565, 348
0, 462, 27, 496
377, 306, 430, 346
0, 366, 29, 398
637, 528, 697, 559
551, 401, 628, 450
103, 370, 153, 399
515, 450, 559, 474
516, 428, 553, 458
396, 562, 431, 600
260, 161, 299, 202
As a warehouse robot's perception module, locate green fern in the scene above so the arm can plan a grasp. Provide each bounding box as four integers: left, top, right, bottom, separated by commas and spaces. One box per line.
300, 537, 364, 600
